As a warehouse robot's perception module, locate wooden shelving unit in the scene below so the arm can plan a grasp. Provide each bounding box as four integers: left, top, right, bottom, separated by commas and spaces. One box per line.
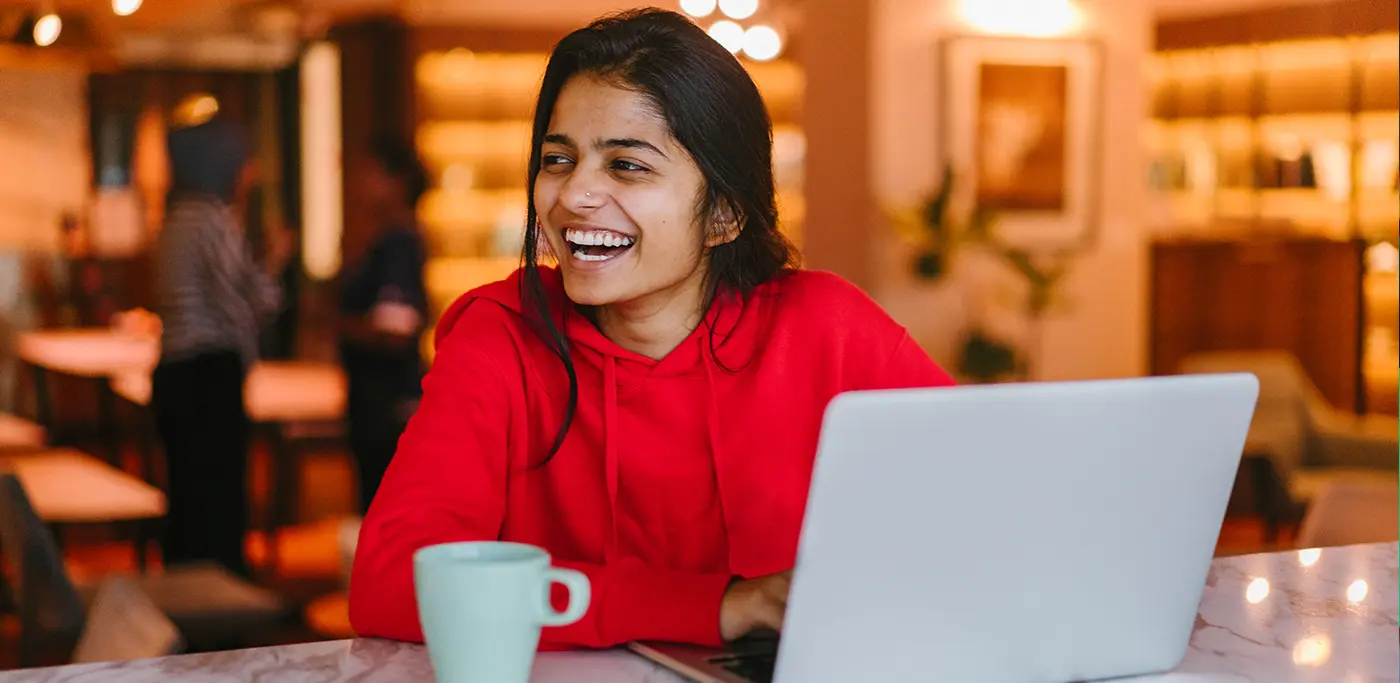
1146, 17, 1399, 413
1147, 33, 1399, 240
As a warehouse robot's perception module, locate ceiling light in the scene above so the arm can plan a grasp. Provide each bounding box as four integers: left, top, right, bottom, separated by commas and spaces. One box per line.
33, 13, 62, 47
741, 24, 781, 61
112, 0, 143, 17
679, 0, 717, 18
718, 0, 758, 21
957, 0, 1081, 38
174, 94, 221, 128
707, 20, 744, 54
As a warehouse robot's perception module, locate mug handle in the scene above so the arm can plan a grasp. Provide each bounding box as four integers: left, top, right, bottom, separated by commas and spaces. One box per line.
540, 568, 591, 627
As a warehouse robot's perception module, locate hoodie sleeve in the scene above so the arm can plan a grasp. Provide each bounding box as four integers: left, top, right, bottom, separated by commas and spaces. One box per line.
347, 305, 734, 649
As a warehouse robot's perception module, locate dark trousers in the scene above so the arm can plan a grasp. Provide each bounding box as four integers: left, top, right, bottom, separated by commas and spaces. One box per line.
151, 350, 250, 578
345, 358, 414, 514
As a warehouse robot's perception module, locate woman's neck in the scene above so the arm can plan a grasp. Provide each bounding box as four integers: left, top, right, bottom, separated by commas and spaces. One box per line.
593, 275, 710, 361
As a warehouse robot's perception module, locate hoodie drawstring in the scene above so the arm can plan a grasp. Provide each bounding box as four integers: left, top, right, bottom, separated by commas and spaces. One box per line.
700, 335, 734, 572
600, 329, 733, 570
603, 355, 620, 562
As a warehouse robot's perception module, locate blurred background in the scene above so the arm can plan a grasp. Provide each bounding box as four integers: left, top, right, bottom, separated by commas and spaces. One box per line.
0, 0, 1395, 670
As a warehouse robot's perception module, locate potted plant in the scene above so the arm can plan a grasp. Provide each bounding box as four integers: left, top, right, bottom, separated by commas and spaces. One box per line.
891, 166, 1077, 382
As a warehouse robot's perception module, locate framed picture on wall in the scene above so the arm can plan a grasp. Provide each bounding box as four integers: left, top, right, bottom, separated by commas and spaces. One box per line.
939, 36, 1105, 249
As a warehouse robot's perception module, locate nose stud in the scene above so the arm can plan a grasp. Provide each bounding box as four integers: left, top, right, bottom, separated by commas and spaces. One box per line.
585, 192, 593, 198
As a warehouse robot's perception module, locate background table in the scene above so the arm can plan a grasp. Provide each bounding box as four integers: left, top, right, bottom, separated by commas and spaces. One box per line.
0, 415, 45, 450
0, 448, 166, 573
0, 449, 165, 525
15, 330, 158, 380
0, 542, 1393, 682
16, 329, 159, 467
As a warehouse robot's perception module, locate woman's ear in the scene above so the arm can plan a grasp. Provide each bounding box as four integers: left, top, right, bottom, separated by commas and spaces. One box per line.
704, 199, 743, 247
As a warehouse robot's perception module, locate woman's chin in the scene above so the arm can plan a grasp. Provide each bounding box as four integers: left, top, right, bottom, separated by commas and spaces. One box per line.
561, 270, 623, 308
559, 249, 635, 306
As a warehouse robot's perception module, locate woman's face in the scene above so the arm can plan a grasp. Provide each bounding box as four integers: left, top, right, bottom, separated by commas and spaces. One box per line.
534, 74, 727, 309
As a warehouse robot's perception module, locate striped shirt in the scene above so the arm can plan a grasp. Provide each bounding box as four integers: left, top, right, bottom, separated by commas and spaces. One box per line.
154, 196, 281, 367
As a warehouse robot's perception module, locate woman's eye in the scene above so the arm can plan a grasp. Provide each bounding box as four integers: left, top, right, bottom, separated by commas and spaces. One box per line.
541, 154, 573, 168
612, 159, 648, 173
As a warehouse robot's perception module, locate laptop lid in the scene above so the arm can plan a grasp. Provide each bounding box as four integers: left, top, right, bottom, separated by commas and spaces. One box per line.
773, 374, 1259, 683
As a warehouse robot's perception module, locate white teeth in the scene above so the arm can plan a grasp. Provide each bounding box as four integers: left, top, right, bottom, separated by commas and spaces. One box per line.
564, 228, 634, 248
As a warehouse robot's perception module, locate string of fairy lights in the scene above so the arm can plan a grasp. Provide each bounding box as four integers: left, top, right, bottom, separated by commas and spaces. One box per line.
22, 0, 142, 48
680, 0, 784, 62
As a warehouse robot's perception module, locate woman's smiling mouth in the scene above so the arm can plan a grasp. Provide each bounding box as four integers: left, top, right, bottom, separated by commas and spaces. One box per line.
564, 227, 636, 262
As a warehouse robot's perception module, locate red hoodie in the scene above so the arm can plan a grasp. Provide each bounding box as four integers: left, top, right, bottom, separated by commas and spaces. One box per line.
348, 266, 955, 649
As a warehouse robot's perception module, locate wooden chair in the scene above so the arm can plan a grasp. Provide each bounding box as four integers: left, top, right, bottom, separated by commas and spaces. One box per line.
72, 575, 183, 663
0, 471, 86, 666
1296, 479, 1399, 548
1180, 351, 1397, 540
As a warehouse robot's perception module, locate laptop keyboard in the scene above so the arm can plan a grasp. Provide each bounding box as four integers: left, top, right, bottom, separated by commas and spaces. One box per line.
709, 631, 780, 683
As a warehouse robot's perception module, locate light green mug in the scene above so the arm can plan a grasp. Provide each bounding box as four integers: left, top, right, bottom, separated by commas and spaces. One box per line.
414, 541, 591, 683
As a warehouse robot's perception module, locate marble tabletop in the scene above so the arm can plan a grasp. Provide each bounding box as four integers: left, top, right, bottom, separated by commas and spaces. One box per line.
2, 543, 1394, 683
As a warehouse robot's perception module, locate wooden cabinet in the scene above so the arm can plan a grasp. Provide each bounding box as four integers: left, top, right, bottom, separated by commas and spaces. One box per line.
1150, 236, 1366, 412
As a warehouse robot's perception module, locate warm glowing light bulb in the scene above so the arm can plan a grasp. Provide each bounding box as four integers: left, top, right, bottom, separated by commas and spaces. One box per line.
707, 20, 744, 54
1297, 548, 1322, 567
718, 0, 758, 20
1346, 579, 1368, 603
679, 0, 717, 18
174, 94, 221, 127
741, 25, 781, 61
958, 0, 1081, 38
1244, 577, 1269, 604
33, 13, 62, 47
112, 0, 142, 16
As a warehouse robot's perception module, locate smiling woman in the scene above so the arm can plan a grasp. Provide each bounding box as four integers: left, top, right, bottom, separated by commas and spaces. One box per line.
348, 7, 957, 651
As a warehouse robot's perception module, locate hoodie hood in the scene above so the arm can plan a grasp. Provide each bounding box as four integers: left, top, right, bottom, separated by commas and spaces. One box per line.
167, 118, 250, 202
437, 266, 766, 566
435, 266, 759, 374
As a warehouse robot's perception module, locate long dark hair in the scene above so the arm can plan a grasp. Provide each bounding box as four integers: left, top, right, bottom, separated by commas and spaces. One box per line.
521, 7, 796, 464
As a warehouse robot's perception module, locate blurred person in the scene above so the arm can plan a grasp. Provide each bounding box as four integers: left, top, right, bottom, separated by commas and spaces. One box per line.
337, 135, 430, 514
348, 8, 956, 649
151, 117, 287, 579
261, 218, 301, 359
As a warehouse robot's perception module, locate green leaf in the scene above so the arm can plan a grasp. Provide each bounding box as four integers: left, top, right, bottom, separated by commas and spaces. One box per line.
967, 204, 996, 242
913, 251, 946, 279
923, 167, 955, 233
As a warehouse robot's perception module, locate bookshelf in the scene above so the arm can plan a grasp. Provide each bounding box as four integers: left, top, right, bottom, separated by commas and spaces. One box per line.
1147, 25, 1399, 413
1147, 33, 1399, 240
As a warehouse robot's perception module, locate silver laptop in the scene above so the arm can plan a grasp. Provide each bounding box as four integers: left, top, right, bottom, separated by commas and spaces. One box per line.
630, 373, 1259, 683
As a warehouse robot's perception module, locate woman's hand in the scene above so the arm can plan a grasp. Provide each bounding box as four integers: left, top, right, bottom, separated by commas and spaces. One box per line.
719, 570, 792, 641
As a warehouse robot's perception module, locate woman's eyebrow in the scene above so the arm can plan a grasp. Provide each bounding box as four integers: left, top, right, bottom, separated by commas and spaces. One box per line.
543, 132, 668, 160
